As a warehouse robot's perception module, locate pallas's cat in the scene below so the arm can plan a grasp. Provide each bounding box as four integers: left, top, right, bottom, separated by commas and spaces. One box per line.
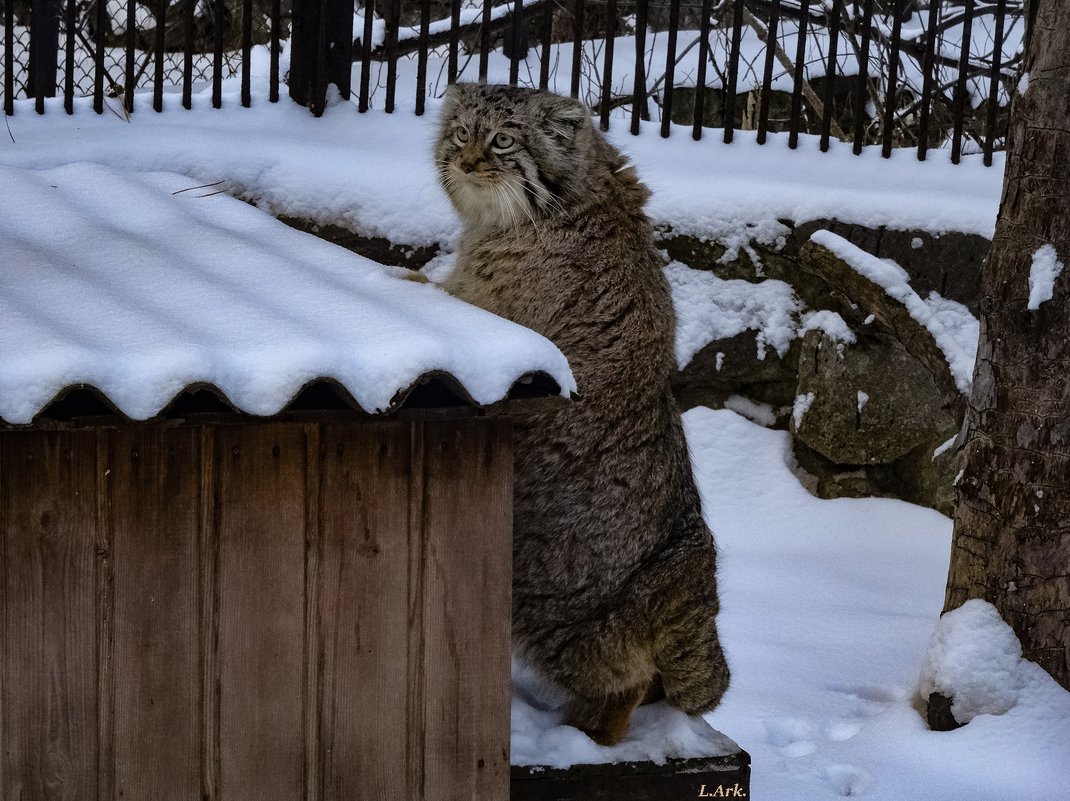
435, 83, 729, 745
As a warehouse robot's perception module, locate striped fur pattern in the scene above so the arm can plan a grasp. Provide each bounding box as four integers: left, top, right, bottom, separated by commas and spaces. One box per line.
435, 83, 729, 744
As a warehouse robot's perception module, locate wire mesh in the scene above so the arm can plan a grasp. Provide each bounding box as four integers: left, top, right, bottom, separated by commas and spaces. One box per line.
1, 0, 280, 110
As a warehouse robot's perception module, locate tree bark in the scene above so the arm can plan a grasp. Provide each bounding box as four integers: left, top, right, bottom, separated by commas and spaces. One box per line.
942, 0, 1070, 689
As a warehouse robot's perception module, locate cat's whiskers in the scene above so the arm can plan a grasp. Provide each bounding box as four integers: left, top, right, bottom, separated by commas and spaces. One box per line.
500, 177, 542, 238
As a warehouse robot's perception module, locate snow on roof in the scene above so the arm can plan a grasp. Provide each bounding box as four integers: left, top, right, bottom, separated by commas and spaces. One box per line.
0, 163, 575, 425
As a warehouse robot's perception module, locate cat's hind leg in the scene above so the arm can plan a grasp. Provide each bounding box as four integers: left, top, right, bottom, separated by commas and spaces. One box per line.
649, 544, 731, 715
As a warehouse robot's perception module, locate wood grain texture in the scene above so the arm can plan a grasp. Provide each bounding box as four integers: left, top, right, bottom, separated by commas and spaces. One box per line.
420, 418, 513, 801
109, 427, 201, 801
318, 421, 414, 801
1, 417, 515, 801
215, 424, 308, 801
1, 430, 99, 801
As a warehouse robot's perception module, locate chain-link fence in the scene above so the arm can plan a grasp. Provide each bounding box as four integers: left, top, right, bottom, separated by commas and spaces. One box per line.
2, 0, 285, 113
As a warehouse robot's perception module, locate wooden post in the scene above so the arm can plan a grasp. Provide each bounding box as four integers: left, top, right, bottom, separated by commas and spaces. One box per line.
290, 0, 355, 115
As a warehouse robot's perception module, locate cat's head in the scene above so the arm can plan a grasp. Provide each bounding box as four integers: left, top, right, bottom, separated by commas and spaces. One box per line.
435, 83, 594, 231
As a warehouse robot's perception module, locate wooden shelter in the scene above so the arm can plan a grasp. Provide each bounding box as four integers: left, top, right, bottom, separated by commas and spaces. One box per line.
0, 169, 575, 801
0, 381, 566, 801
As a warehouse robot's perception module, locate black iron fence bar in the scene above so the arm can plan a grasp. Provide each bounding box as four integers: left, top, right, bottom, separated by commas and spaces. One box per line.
916, 0, 940, 159
154, 0, 166, 111
599, 0, 617, 130
241, 0, 254, 107
125, 0, 136, 111
539, 0, 552, 89
385, 8, 397, 111
983, 0, 1007, 166
449, 0, 461, 82
950, 0, 976, 163
386, 5, 399, 112
212, 0, 224, 107
183, 0, 195, 108
571, 0, 585, 98
851, 0, 875, 154
723, 0, 745, 144
880, 0, 904, 157
359, 0, 375, 111
659, 0, 681, 138
819, 0, 843, 151
3, 0, 11, 116
416, 0, 433, 113
32, 0, 60, 113
480, 0, 492, 80
630, 0, 649, 134
64, 0, 75, 113
756, 0, 782, 144
509, 0, 523, 85
271, 0, 282, 102
93, 0, 105, 113
692, 0, 712, 141
788, 0, 810, 148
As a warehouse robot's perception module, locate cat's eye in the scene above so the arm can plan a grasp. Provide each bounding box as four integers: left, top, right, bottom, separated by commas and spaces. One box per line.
455, 127, 470, 144
492, 132, 515, 150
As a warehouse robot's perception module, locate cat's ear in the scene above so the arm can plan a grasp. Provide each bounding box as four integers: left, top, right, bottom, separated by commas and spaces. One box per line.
542, 100, 590, 142
442, 82, 470, 110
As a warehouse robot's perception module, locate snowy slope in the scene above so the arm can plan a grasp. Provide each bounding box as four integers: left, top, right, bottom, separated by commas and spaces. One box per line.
0, 162, 574, 423
690, 410, 1068, 801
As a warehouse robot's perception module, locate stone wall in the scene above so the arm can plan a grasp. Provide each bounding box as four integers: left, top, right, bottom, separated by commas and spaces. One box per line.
277, 210, 990, 516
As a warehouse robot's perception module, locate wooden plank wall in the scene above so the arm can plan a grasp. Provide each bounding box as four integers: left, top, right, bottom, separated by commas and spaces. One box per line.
0, 418, 512, 801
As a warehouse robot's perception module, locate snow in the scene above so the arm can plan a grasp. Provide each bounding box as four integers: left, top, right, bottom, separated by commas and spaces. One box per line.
0, 162, 574, 423
918, 600, 1025, 725
684, 409, 1070, 801
932, 434, 957, 460
792, 392, 816, 428
664, 261, 801, 368
0, 54, 1004, 258
800, 309, 857, 344
856, 390, 870, 413
809, 230, 977, 393
1027, 244, 1064, 310
724, 395, 777, 427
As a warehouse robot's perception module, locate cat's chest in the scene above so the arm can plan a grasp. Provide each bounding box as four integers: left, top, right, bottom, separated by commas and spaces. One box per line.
448, 238, 564, 329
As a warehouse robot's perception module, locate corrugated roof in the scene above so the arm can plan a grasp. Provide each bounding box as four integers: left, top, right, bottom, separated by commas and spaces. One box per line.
0, 163, 575, 426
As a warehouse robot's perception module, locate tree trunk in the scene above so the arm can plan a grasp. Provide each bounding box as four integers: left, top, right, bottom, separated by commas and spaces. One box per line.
943, 0, 1070, 689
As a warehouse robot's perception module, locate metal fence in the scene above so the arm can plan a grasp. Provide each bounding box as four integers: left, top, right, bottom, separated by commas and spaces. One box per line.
2, 0, 1024, 164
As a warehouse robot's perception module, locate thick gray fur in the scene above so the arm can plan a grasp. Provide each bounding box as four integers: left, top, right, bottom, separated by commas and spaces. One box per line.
435, 83, 729, 742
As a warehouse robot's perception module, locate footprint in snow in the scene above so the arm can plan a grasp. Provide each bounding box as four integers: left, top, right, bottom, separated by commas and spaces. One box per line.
762, 717, 818, 757
826, 683, 906, 717
820, 763, 873, 797
825, 719, 862, 742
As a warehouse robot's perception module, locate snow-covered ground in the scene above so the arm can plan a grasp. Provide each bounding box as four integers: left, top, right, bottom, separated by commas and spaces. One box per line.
2, 68, 1067, 801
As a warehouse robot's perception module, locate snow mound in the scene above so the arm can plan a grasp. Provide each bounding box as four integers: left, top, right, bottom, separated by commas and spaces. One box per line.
0, 163, 575, 423
918, 600, 1023, 724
